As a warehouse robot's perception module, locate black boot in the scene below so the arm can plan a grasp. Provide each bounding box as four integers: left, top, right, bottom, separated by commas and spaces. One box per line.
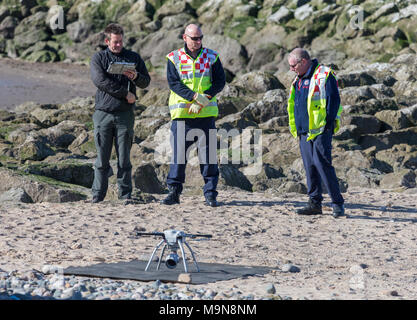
205, 194, 218, 207
161, 186, 180, 205
296, 199, 322, 215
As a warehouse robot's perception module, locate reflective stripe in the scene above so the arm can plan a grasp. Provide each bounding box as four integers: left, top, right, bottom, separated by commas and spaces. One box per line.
309, 126, 325, 135
166, 47, 219, 120
169, 101, 217, 111
287, 64, 343, 140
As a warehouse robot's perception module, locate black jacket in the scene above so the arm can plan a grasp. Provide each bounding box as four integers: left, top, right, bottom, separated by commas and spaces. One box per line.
90, 47, 151, 113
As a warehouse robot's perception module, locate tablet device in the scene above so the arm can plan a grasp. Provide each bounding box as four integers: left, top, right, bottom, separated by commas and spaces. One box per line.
107, 62, 136, 74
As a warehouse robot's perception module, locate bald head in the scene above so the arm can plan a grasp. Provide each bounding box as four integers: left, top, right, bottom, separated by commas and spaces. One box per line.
183, 24, 203, 57
184, 24, 202, 35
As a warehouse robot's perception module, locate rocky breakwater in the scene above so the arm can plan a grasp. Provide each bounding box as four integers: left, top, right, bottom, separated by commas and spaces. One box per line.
0, 0, 417, 203
0, 50, 416, 204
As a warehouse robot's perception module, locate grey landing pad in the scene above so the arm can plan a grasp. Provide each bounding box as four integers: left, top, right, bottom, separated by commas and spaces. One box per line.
63, 260, 275, 285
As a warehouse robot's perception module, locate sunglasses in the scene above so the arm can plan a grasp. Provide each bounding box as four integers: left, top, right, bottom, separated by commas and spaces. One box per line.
289, 60, 302, 69
186, 34, 204, 41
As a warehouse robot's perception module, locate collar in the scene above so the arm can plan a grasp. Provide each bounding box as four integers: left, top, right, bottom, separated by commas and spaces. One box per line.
184, 45, 202, 59
107, 47, 125, 57
298, 58, 319, 80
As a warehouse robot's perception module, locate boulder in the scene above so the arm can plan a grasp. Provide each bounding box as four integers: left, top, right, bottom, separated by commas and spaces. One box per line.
17, 136, 55, 161
337, 71, 377, 88
133, 162, 165, 194
343, 98, 398, 115
202, 34, 248, 75
359, 127, 417, 151
231, 72, 285, 95
219, 164, 252, 191
375, 110, 412, 131
21, 162, 94, 188
375, 144, 417, 171
268, 6, 293, 24
66, 19, 92, 42
154, 0, 195, 20
0, 187, 33, 203
246, 89, 288, 123
379, 169, 416, 189
0, 16, 19, 39
0, 167, 88, 203
342, 114, 382, 135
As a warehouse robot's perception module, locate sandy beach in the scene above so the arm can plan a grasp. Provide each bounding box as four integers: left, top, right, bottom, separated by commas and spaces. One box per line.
0, 186, 416, 300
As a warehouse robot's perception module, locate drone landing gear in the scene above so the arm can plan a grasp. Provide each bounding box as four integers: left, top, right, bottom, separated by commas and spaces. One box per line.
145, 237, 200, 273
137, 230, 212, 273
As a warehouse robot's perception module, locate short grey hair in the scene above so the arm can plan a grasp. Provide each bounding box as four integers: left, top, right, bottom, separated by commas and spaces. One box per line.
289, 48, 311, 62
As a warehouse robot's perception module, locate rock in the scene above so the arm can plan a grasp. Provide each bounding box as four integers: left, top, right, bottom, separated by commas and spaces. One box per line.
294, 4, 313, 21
342, 115, 382, 135
66, 19, 92, 42
400, 104, 417, 126
243, 89, 288, 123
132, 28, 183, 72
359, 127, 417, 151
0, 16, 19, 39
202, 34, 248, 75
21, 162, 94, 188
132, 162, 165, 194
17, 137, 55, 161
268, 6, 293, 24
219, 165, 253, 192
375, 110, 412, 131
232, 72, 285, 95
265, 283, 276, 294
385, 290, 399, 297
177, 273, 192, 284
379, 169, 416, 189
0, 187, 33, 203
281, 264, 300, 273
337, 71, 377, 88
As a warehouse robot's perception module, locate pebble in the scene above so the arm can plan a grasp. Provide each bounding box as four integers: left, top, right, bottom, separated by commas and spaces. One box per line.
265, 283, 276, 294
0, 268, 292, 300
281, 264, 301, 273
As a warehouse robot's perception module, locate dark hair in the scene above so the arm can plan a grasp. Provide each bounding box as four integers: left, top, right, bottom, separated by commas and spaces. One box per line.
104, 23, 124, 40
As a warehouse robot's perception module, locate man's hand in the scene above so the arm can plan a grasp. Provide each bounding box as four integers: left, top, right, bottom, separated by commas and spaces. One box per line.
123, 69, 137, 81
188, 103, 202, 114
126, 92, 136, 104
193, 93, 211, 107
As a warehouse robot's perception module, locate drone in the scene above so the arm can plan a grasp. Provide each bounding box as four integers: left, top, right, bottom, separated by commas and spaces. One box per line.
136, 229, 212, 273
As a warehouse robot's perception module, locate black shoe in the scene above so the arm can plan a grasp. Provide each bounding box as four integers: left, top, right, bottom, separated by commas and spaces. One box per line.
161, 188, 180, 205
296, 200, 322, 215
332, 204, 345, 218
92, 196, 104, 203
205, 195, 218, 207
119, 194, 132, 200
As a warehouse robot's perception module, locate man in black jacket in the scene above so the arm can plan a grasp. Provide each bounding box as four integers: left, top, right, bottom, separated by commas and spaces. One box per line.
90, 23, 150, 203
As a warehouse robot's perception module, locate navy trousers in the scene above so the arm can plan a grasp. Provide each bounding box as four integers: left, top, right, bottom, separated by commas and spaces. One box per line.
299, 129, 344, 206
166, 118, 219, 197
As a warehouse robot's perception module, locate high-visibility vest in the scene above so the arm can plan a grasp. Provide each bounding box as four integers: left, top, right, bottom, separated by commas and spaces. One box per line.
287, 64, 343, 141
166, 47, 219, 119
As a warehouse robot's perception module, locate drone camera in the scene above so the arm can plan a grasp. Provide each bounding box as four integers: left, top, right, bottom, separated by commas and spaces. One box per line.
165, 253, 179, 269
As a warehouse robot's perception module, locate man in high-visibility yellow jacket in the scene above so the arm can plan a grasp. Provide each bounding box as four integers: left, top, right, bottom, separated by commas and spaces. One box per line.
161, 24, 226, 207
287, 48, 345, 218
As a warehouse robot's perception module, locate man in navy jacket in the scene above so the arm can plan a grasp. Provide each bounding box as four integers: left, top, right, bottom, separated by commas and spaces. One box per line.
288, 48, 344, 218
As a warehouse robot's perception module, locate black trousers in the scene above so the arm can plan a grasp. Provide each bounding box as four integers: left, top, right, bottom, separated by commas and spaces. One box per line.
92, 109, 134, 199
